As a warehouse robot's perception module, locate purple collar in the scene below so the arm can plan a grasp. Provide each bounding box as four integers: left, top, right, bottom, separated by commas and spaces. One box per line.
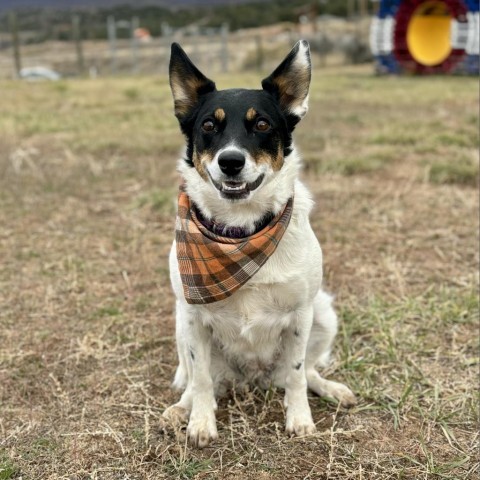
194, 206, 275, 239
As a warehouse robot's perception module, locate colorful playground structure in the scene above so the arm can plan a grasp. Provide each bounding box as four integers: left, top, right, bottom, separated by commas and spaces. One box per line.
370, 0, 479, 74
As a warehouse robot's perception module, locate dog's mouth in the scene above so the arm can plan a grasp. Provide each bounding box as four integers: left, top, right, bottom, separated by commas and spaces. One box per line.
210, 174, 265, 200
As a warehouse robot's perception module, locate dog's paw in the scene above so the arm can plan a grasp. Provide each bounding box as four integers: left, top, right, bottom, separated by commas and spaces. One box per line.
187, 412, 218, 448
162, 404, 190, 427
328, 382, 357, 408
285, 412, 317, 437
307, 371, 357, 408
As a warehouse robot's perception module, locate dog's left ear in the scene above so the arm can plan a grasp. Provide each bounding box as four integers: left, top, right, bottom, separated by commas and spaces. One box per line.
169, 43, 216, 121
262, 40, 311, 125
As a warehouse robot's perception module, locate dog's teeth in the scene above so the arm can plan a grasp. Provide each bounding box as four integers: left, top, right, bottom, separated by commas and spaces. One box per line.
222, 182, 246, 191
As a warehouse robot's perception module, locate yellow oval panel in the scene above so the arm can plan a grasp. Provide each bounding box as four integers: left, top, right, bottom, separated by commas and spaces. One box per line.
407, 1, 452, 66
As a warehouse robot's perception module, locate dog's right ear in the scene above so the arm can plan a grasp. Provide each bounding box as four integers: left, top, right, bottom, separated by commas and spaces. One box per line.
169, 43, 216, 121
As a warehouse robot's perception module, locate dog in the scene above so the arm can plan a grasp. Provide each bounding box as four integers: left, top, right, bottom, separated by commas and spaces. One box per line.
163, 41, 356, 448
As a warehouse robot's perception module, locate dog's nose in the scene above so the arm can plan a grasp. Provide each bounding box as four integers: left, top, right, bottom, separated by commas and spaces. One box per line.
218, 151, 246, 176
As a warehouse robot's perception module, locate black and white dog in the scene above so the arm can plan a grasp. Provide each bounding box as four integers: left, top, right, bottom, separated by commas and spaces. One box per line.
163, 41, 356, 448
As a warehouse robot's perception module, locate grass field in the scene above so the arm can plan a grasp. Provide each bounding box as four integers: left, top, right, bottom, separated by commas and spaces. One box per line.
0, 66, 478, 479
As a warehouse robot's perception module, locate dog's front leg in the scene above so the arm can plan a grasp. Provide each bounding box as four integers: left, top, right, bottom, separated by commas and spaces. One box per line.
182, 307, 218, 448
283, 304, 316, 436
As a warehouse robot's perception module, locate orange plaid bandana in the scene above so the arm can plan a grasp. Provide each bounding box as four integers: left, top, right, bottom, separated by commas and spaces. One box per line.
176, 189, 294, 304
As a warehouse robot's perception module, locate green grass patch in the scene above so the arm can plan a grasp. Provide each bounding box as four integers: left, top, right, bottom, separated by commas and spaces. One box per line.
134, 296, 151, 313
93, 306, 122, 318
370, 131, 421, 147
135, 188, 175, 214
338, 286, 479, 429
123, 87, 140, 100
305, 150, 395, 175
0, 454, 18, 480
164, 458, 212, 479
336, 153, 393, 175
434, 132, 476, 148
427, 157, 478, 186
23, 438, 58, 461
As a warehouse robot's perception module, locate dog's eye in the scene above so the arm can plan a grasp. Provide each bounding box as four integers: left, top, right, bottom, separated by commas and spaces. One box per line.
202, 120, 215, 132
255, 119, 270, 132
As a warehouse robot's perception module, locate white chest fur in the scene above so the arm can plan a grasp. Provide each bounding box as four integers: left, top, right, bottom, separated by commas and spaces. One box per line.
200, 282, 310, 365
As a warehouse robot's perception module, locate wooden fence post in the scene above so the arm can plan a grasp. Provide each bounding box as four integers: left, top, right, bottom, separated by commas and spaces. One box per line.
130, 16, 140, 73
9, 11, 22, 77
72, 14, 85, 75
107, 16, 117, 74
255, 35, 264, 71
220, 22, 229, 73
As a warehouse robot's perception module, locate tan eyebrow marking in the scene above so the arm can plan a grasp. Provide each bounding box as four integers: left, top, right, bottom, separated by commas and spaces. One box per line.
214, 108, 225, 122
246, 107, 257, 121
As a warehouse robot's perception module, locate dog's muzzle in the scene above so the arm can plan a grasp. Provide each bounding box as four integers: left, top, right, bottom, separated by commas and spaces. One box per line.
209, 173, 265, 200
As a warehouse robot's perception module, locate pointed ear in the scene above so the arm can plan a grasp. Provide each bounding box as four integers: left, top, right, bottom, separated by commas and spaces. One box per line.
169, 43, 216, 120
261, 40, 311, 123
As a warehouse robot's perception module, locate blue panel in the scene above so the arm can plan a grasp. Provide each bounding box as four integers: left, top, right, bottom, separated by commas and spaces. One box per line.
465, 55, 480, 73
378, 0, 402, 18
465, 0, 479, 13
375, 54, 401, 73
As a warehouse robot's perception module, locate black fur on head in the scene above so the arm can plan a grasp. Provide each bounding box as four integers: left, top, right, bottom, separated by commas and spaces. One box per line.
169, 41, 311, 171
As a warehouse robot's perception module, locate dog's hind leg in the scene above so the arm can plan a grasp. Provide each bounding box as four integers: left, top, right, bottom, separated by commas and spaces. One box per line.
305, 291, 356, 407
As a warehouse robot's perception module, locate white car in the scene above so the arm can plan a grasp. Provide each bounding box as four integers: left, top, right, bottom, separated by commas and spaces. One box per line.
19, 67, 61, 81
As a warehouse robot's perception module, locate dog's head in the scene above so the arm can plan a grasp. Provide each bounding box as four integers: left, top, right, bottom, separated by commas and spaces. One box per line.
169, 41, 311, 203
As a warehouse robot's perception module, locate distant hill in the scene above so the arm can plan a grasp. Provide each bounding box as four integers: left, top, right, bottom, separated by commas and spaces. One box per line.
0, 0, 248, 12
0, 1, 350, 39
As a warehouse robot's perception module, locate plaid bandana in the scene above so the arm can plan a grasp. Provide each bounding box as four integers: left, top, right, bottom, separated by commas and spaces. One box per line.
176, 189, 294, 305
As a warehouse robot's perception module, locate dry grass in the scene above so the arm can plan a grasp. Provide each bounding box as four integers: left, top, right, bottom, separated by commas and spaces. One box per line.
0, 66, 478, 479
